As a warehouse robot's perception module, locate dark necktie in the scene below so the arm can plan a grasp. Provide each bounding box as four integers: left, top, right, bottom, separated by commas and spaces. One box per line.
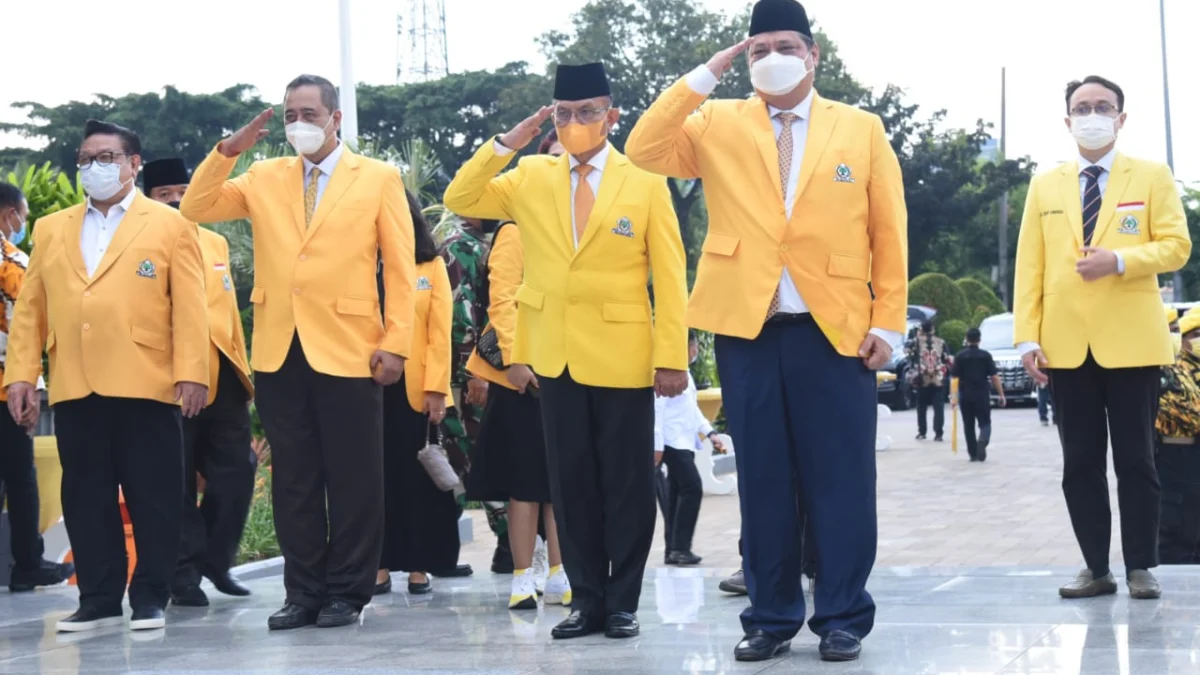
1081, 165, 1104, 246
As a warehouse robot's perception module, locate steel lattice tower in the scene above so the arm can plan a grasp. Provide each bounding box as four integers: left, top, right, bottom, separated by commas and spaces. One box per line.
397, 0, 449, 83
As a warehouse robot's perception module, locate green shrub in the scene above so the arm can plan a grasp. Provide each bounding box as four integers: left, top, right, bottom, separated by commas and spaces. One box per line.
237, 463, 279, 564
939, 319, 969, 351
971, 306, 994, 328
956, 278, 1006, 316
909, 273, 970, 325
4, 163, 85, 253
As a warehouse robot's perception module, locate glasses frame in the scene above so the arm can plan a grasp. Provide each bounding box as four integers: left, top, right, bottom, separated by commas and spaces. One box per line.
76, 151, 131, 170
553, 104, 611, 126
1069, 102, 1120, 118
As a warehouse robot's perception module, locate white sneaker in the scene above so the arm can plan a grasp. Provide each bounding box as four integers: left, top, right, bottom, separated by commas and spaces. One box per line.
508, 569, 539, 610
543, 566, 572, 606
531, 536, 549, 593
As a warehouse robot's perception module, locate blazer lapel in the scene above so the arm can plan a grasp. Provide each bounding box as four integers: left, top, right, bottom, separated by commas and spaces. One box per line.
61, 205, 89, 283
552, 155, 575, 256
304, 151, 360, 242
576, 151, 630, 255
90, 195, 149, 284
1092, 153, 1132, 247
287, 157, 307, 238
794, 94, 838, 206
747, 100, 784, 207
1060, 163, 1084, 250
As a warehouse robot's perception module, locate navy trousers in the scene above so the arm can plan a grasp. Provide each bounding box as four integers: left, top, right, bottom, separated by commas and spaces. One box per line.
716, 317, 877, 640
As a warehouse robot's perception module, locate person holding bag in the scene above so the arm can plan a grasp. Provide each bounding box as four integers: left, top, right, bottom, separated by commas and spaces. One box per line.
376, 190, 457, 596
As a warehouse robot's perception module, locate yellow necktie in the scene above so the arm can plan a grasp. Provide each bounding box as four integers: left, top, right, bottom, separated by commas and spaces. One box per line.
766, 112, 799, 320
304, 166, 321, 227
573, 164, 595, 246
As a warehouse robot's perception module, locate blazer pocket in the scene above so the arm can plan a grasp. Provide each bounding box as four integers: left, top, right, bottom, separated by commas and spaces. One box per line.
131, 325, 168, 351
250, 287, 265, 304
827, 254, 869, 281
602, 303, 650, 323
336, 297, 375, 317
515, 285, 544, 310
701, 233, 740, 257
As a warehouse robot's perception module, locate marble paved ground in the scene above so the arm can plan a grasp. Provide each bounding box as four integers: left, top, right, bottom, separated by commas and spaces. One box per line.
4, 566, 1200, 674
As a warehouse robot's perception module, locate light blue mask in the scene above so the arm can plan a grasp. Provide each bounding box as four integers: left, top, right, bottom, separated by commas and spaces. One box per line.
6, 213, 25, 246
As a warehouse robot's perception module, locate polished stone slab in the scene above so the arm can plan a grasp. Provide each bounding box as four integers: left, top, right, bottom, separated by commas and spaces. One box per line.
3, 566, 1200, 674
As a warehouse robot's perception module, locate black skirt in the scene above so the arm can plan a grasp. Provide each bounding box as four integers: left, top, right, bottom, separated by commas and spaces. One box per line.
466, 384, 551, 503
380, 375, 460, 573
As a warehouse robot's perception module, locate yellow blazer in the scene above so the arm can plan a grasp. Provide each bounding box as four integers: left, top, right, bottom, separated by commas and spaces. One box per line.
1013, 153, 1191, 369
444, 144, 689, 389
198, 228, 253, 404
4, 195, 209, 405
180, 146, 415, 378
467, 224, 522, 390
625, 82, 909, 355
401, 258, 454, 412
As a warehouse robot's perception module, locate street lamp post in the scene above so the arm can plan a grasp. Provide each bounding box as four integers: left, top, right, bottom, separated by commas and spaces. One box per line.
338, 0, 359, 146
1160, 0, 1182, 300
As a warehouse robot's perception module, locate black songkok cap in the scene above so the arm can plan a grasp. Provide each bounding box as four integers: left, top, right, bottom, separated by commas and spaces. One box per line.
553, 63, 612, 102
748, 0, 813, 39
142, 158, 190, 195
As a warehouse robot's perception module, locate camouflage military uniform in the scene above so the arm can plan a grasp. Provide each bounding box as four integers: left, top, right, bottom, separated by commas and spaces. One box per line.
438, 225, 507, 537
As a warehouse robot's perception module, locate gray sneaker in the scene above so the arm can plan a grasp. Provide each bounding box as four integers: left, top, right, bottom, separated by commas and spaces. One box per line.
1059, 569, 1118, 599
719, 569, 748, 596
1127, 569, 1162, 599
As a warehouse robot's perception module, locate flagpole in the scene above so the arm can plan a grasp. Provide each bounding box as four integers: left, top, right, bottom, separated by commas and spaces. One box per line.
1159, 0, 1181, 300
338, 0, 359, 146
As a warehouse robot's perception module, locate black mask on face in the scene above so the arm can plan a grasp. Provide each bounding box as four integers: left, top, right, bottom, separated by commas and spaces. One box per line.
167, 200, 181, 210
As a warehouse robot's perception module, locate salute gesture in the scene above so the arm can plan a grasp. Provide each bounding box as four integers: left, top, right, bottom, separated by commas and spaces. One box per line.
219, 108, 275, 158
499, 106, 554, 152
705, 39, 752, 79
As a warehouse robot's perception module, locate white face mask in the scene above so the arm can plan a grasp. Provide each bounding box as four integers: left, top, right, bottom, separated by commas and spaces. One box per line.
750, 52, 812, 97
79, 162, 131, 201
1071, 114, 1117, 151
286, 117, 333, 156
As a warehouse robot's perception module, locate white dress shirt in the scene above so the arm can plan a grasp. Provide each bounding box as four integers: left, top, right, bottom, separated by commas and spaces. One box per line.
684, 65, 900, 346
492, 140, 608, 249
654, 372, 714, 452
1017, 148, 1124, 357
81, 188, 137, 277
302, 142, 346, 211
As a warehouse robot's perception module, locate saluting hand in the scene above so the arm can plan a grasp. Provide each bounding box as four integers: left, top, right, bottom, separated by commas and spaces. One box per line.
498, 106, 554, 152
219, 108, 274, 158
654, 368, 688, 398
176, 382, 209, 418
371, 351, 405, 386
705, 39, 752, 79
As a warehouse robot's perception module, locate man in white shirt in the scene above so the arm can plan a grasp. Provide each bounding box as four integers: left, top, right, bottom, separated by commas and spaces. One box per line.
654, 332, 726, 566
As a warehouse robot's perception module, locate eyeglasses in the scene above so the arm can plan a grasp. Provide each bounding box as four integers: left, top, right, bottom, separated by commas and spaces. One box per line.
1070, 102, 1119, 117
554, 105, 610, 126
76, 151, 130, 169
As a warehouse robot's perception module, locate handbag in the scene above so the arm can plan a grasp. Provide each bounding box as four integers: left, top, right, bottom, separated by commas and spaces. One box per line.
417, 420, 460, 492
475, 326, 505, 371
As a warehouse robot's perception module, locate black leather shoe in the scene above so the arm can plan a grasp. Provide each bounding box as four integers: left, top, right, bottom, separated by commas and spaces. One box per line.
605, 612, 640, 638
9, 560, 74, 592
316, 599, 360, 628
491, 540, 515, 574
374, 577, 393, 596
170, 585, 210, 607
431, 564, 473, 578
408, 575, 432, 595
129, 606, 166, 631
268, 603, 319, 631
551, 610, 605, 639
55, 606, 123, 633
203, 568, 251, 597
719, 569, 748, 595
819, 630, 863, 662
666, 551, 703, 566
735, 630, 791, 662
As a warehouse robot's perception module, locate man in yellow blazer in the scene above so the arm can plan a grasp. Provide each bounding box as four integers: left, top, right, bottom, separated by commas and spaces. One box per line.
4, 120, 209, 633
180, 75, 416, 630
444, 62, 689, 641
142, 158, 257, 609
625, 0, 907, 663
1014, 75, 1191, 602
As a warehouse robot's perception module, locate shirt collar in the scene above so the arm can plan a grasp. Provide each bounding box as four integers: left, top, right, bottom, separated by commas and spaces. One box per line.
303, 141, 345, 178
86, 187, 137, 216
568, 142, 611, 174
1078, 148, 1116, 175
767, 89, 815, 120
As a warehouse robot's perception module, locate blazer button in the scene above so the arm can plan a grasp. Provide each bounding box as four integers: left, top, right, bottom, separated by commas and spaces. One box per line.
293, 288, 301, 295
780, 244, 789, 252
82, 323, 90, 331
298, 254, 307, 262
83, 291, 91, 298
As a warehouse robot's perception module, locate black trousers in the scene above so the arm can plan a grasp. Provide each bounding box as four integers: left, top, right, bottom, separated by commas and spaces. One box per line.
959, 393, 992, 461
540, 369, 655, 616
1, 405, 43, 571
657, 447, 703, 554
917, 385, 945, 437
255, 337, 384, 610
1156, 441, 1200, 564
55, 395, 183, 613
1049, 353, 1160, 575
174, 357, 256, 590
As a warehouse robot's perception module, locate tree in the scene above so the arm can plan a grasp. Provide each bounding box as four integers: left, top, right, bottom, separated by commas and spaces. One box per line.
909, 273, 970, 325
1173, 186, 1200, 299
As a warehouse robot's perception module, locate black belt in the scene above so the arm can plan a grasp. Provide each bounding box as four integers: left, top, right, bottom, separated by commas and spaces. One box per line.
766, 312, 815, 325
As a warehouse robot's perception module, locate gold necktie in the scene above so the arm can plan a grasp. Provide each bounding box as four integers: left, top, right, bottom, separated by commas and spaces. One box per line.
766, 112, 798, 320
573, 164, 595, 246
304, 166, 321, 227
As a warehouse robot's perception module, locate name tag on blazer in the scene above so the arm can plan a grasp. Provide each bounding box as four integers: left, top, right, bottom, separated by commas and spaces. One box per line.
416, 276, 433, 291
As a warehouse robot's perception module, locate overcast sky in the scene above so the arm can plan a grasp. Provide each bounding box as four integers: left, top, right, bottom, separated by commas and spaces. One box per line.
4, 0, 1196, 182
